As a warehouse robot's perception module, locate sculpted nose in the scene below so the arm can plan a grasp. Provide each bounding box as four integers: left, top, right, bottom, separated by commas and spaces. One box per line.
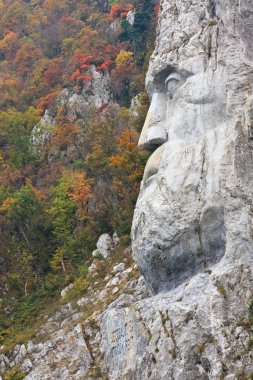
138, 92, 167, 151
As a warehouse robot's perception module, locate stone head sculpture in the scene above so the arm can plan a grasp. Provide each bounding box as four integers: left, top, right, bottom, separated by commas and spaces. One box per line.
132, 0, 253, 294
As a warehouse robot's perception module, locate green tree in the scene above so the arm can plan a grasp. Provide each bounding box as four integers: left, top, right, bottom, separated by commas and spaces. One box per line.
0, 181, 51, 295
0, 107, 40, 167
48, 175, 76, 272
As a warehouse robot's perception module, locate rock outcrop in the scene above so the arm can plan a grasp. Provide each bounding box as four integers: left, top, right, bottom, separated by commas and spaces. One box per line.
31, 65, 111, 159
0, 251, 146, 380
100, 0, 253, 378
132, 0, 253, 295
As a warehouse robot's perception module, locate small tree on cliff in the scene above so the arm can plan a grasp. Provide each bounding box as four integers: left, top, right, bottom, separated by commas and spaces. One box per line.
48, 171, 91, 273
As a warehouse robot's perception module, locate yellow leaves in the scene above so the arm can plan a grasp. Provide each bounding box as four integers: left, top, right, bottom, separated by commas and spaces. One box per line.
79, 26, 98, 38
119, 107, 131, 121
26, 13, 41, 33
43, 0, 64, 9
15, 42, 43, 76
119, 130, 137, 150
0, 31, 16, 51
54, 122, 80, 149
69, 172, 92, 204
55, 170, 92, 221
0, 197, 16, 213
4, 79, 15, 87
110, 155, 124, 168
25, 179, 43, 201
62, 38, 75, 54
115, 50, 134, 69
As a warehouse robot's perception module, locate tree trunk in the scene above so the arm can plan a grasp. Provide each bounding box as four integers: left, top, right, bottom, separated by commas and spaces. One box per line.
61, 255, 66, 273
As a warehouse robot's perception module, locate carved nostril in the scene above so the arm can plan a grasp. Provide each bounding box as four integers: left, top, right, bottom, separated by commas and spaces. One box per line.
143, 126, 167, 149
138, 91, 167, 150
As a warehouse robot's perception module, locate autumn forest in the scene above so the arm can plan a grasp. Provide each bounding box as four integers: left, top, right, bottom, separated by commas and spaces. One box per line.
0, 0, 157, 351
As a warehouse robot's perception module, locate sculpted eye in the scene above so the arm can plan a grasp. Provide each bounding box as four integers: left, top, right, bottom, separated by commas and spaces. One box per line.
165, 73, 183, 99
166, 79, 180, 99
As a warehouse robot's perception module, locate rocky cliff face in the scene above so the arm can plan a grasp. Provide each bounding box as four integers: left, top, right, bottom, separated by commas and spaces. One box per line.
31, 65, 111, 160
101, 0, 253, 378
0, 243, 149, 380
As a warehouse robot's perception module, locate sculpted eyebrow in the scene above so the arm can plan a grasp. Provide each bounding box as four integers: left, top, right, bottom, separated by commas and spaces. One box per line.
152, 67, 190, 92
165, 72, 182, 84
152, 67, 177, 90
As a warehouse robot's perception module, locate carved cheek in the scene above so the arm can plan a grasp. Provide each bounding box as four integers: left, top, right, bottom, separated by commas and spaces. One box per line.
181, 76, 216, 104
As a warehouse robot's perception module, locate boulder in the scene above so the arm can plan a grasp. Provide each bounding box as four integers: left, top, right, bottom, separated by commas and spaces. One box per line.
96, 234, 114, 259
60, 284, 73, 298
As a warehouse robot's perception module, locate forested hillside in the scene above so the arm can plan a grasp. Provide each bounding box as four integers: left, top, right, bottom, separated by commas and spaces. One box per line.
0, 0, 157, 353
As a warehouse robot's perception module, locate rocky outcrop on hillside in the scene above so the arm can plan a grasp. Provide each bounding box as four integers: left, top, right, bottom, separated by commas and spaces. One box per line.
31, 65, 111, 159
100, 265, 252, 379
58, 66, 111, 116
0, 243, 149, 380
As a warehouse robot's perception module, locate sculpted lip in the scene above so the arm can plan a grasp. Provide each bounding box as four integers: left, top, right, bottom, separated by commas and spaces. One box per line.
142, 144, 165, 185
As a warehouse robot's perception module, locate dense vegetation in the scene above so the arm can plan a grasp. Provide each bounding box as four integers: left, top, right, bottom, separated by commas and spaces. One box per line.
0, 0, 157, 349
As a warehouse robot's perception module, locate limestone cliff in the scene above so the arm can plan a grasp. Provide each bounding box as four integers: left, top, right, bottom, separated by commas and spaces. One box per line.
101, 0, 253, 378
2, 1, 253, 379
31, 65, 111, 161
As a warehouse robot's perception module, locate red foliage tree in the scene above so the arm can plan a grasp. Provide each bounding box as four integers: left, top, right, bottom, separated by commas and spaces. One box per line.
37, 92, 58, 113
109, 4, 134, 21
69, 51, 93, 86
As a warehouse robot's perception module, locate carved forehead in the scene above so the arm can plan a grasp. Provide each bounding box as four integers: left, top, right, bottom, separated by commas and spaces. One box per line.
146, 0, 220, 92
154, 0, 253, 61
146, 0, 253, 97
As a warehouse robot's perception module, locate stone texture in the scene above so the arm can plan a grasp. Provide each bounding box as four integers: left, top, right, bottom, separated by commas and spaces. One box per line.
58, 65, 111, 116
96, 233, 114, 259
126, 10, 135, 26
61, 283, 73, 298
24, 324, 92, 380
132, 0, 253, 295
0, 354, 9, 373
100, 266, 253, 379
31, 65, 111, 158
1, 258, 140, 378
112, 263, 125, 274
100, 0, 253, 379
31, 110, 55, 154
112, 232, 120, 245
4, 302, 94, 380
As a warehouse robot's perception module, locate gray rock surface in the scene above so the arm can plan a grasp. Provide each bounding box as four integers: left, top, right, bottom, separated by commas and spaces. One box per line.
100, 266, 253, 379
58, 65, 111, 117
24, 323, 92, 380
3, 303, 93, 380
61, 283, 73, 298
100, 0, 253, 378
126, 10, 135, 26
132, 0, 253, 294
0, 354, 9, 373
1, 258, 143, 379
31, 110, 55, 154
31, 65, 111, 158
96, 233, 114, 259
112, 263, 125, 274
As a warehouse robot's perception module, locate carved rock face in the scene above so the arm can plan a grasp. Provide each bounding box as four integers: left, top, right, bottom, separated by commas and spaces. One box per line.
132, 0, 253, 294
